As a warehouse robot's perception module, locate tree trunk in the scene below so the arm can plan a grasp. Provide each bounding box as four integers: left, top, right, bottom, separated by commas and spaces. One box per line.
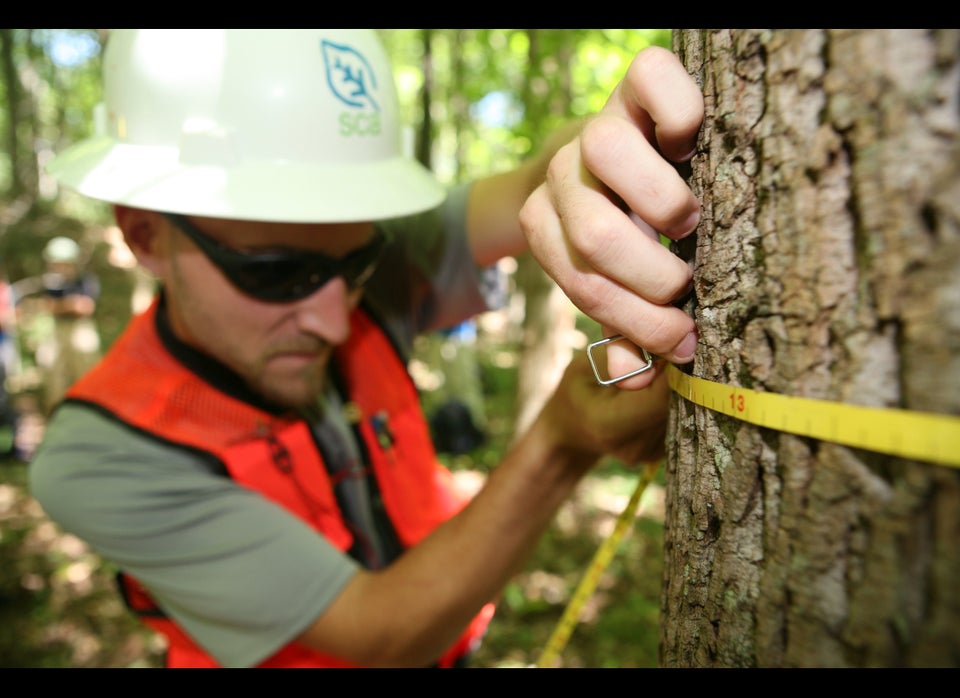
415, 28, 434, 171
1, 29, 21, 201
513, 30, 578, 435
662, 28, 960, 668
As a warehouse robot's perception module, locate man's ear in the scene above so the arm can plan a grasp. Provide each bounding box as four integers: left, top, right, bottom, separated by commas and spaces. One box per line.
114, 205, 166, 277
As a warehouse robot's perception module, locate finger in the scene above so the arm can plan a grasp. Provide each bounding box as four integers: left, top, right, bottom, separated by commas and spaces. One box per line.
590, 284, 698, 366
522, 186, 697, 362
543, 142, 694, 305
600, 324, 660, 391
604, 46, 704, 163
579, 115, 701, 241
582, 326, 658, 390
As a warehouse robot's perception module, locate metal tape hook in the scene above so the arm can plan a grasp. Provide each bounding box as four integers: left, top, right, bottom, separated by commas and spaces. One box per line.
586, 334, 654, 386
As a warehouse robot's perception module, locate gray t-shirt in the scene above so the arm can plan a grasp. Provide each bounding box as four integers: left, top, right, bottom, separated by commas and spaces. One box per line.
29, 183, 492, 668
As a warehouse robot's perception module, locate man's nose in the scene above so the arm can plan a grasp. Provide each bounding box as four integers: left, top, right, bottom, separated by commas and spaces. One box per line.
293, 277, 356, 345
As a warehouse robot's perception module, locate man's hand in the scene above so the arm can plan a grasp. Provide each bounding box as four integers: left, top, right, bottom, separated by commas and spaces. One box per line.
520, 46, 704, 390
539, 350, 670, 468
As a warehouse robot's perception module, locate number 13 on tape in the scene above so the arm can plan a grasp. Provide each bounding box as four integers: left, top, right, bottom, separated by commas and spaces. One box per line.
666, 365, 960, 469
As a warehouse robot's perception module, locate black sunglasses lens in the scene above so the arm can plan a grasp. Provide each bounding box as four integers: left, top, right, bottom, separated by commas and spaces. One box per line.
338, 250, 381, 288
167, 213, 385, 302
229, 258, 329, 301
226, 240, 383, 301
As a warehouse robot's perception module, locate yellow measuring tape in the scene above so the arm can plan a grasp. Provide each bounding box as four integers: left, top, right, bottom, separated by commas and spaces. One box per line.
535, 460, 661, 668
536, 359, 960, 667
666, 364, 960, 468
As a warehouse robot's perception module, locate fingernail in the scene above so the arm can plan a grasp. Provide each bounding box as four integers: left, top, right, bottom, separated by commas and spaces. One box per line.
682, 207, 701, 234
673, 331, 698, 363
668, 208, 700, 240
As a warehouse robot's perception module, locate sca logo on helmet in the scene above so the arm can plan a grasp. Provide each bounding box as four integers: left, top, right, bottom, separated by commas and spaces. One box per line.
321, 39, 383, 138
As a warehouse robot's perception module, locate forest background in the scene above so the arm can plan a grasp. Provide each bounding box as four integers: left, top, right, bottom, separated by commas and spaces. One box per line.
0, 28, 673, 668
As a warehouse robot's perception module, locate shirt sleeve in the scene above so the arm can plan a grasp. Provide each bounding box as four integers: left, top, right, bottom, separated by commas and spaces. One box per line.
29, 404, 360, 668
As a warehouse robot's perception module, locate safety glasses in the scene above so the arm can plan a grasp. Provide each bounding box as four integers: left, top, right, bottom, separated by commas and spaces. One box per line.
163, 213, 388, 303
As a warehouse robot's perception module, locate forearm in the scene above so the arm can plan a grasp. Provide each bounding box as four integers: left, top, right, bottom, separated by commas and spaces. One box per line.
49, 294, 96, 317
299, 411, 594, 667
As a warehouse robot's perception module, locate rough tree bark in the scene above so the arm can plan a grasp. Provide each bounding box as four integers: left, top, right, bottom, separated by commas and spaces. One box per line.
662, 29, 960, 667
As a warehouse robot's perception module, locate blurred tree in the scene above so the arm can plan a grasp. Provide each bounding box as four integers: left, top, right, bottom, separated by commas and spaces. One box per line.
0, 30, 134, 417
511, 29, 579, 435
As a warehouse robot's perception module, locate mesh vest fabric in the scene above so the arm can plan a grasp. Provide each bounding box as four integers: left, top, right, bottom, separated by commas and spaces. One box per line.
66, 298, 494, 667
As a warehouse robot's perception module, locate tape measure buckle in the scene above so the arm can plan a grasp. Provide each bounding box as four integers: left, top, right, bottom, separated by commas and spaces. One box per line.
587, 334, 654, 386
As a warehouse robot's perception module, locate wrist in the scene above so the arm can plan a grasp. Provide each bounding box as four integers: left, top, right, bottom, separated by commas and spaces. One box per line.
517, 407, 599, 489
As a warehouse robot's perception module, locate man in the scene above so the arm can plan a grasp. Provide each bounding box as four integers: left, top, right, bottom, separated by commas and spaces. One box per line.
0, 274, 18, 457
29, 29, 703, 668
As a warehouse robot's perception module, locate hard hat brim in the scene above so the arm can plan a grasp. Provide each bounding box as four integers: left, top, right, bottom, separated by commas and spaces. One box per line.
47, 136, 447, 223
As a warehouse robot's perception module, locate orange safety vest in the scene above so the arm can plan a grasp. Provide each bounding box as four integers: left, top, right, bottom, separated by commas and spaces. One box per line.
65, 298, 495, 668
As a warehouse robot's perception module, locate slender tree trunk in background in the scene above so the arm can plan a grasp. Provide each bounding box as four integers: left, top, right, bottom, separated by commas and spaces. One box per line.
513, 29, 577, 435
0, 27, 35, 230
1, 29, 21, 201
415, 29, 434, 170
663, 29, 960, 667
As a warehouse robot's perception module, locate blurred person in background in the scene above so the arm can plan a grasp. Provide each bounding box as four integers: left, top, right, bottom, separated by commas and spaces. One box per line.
0, 273, 20, 457
35, 235, 102, 413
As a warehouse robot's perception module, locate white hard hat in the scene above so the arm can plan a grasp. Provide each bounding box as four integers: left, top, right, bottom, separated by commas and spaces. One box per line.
46, 29, 445, 223
43, 236, 82, 263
